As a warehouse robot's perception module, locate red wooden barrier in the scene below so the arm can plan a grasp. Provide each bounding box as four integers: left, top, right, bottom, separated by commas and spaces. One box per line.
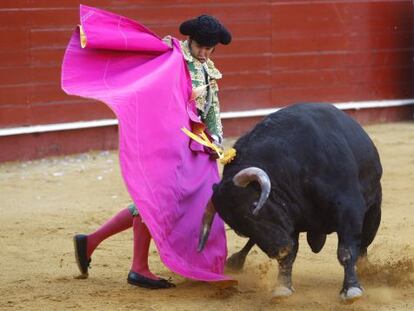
0, 0, 413, 161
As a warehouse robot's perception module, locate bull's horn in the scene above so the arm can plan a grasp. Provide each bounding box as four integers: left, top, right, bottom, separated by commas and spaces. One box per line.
197, 199, 217, 252
233, 167, 271, 216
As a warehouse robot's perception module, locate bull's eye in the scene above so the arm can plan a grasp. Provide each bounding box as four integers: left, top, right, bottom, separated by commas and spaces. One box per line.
250, 201, 258, 213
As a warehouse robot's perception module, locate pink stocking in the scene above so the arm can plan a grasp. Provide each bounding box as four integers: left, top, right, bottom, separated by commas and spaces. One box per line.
86, 208, 133, 258
130, 216, 159, 280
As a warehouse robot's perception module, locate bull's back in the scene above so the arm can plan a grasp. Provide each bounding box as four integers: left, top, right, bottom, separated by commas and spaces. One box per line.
233, 103, 381, 195
239, 103, 375, 156
292, 104, 382, 180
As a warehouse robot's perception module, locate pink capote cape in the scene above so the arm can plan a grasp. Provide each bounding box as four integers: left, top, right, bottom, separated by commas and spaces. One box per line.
61, 5, 230, 282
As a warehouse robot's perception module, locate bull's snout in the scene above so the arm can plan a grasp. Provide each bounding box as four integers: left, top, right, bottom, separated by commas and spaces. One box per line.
266, 245, 292, 260
277, 246, 292, 260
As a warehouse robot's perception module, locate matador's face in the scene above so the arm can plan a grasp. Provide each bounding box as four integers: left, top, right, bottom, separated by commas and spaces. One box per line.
189, 39, 215, 63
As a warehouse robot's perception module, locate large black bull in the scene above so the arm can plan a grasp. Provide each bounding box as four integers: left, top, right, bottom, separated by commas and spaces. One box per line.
199, 103, 382, 302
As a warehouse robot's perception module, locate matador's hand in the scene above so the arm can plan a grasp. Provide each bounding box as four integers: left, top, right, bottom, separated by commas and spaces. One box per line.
162, 35, 173, 48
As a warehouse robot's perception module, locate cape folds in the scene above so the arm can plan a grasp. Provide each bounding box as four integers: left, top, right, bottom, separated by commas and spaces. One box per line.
61, 5, 230, 282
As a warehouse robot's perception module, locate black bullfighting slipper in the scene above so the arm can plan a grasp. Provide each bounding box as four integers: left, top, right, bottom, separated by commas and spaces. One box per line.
73, 234, 91, 277
127, 271, 175, 289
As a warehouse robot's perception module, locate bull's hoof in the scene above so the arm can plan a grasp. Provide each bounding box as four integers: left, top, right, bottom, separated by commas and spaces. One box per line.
340, 286, 363, 303
271, 286, 294, 299
225, 253, 246, 271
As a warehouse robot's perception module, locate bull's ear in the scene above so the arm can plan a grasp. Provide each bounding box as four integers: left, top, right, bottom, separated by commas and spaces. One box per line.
212, 183, 219, 193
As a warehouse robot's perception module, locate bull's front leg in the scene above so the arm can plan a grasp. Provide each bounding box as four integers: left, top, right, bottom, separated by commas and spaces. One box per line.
226, 239, 255, 271
272, 233, 299, 298
337, 237, 364, 302
336, 204, 365, 303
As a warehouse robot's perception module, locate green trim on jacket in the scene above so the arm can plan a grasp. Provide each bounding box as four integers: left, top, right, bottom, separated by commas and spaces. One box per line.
180, 40, 223, 140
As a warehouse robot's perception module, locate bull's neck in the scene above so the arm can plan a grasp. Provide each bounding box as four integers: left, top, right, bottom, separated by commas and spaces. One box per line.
271, 181, 305, 229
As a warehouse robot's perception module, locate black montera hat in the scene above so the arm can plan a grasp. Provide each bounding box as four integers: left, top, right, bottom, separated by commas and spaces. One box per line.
179, 15, 232, 47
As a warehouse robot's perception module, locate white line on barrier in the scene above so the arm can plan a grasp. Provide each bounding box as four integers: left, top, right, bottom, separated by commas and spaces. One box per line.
1, 99, 413, 137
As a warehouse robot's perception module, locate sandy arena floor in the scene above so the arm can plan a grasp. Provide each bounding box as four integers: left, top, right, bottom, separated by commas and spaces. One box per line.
0, 122, 413, 310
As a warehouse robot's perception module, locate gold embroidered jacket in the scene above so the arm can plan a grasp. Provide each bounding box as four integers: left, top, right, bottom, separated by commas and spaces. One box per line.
180, 40, 223, 141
